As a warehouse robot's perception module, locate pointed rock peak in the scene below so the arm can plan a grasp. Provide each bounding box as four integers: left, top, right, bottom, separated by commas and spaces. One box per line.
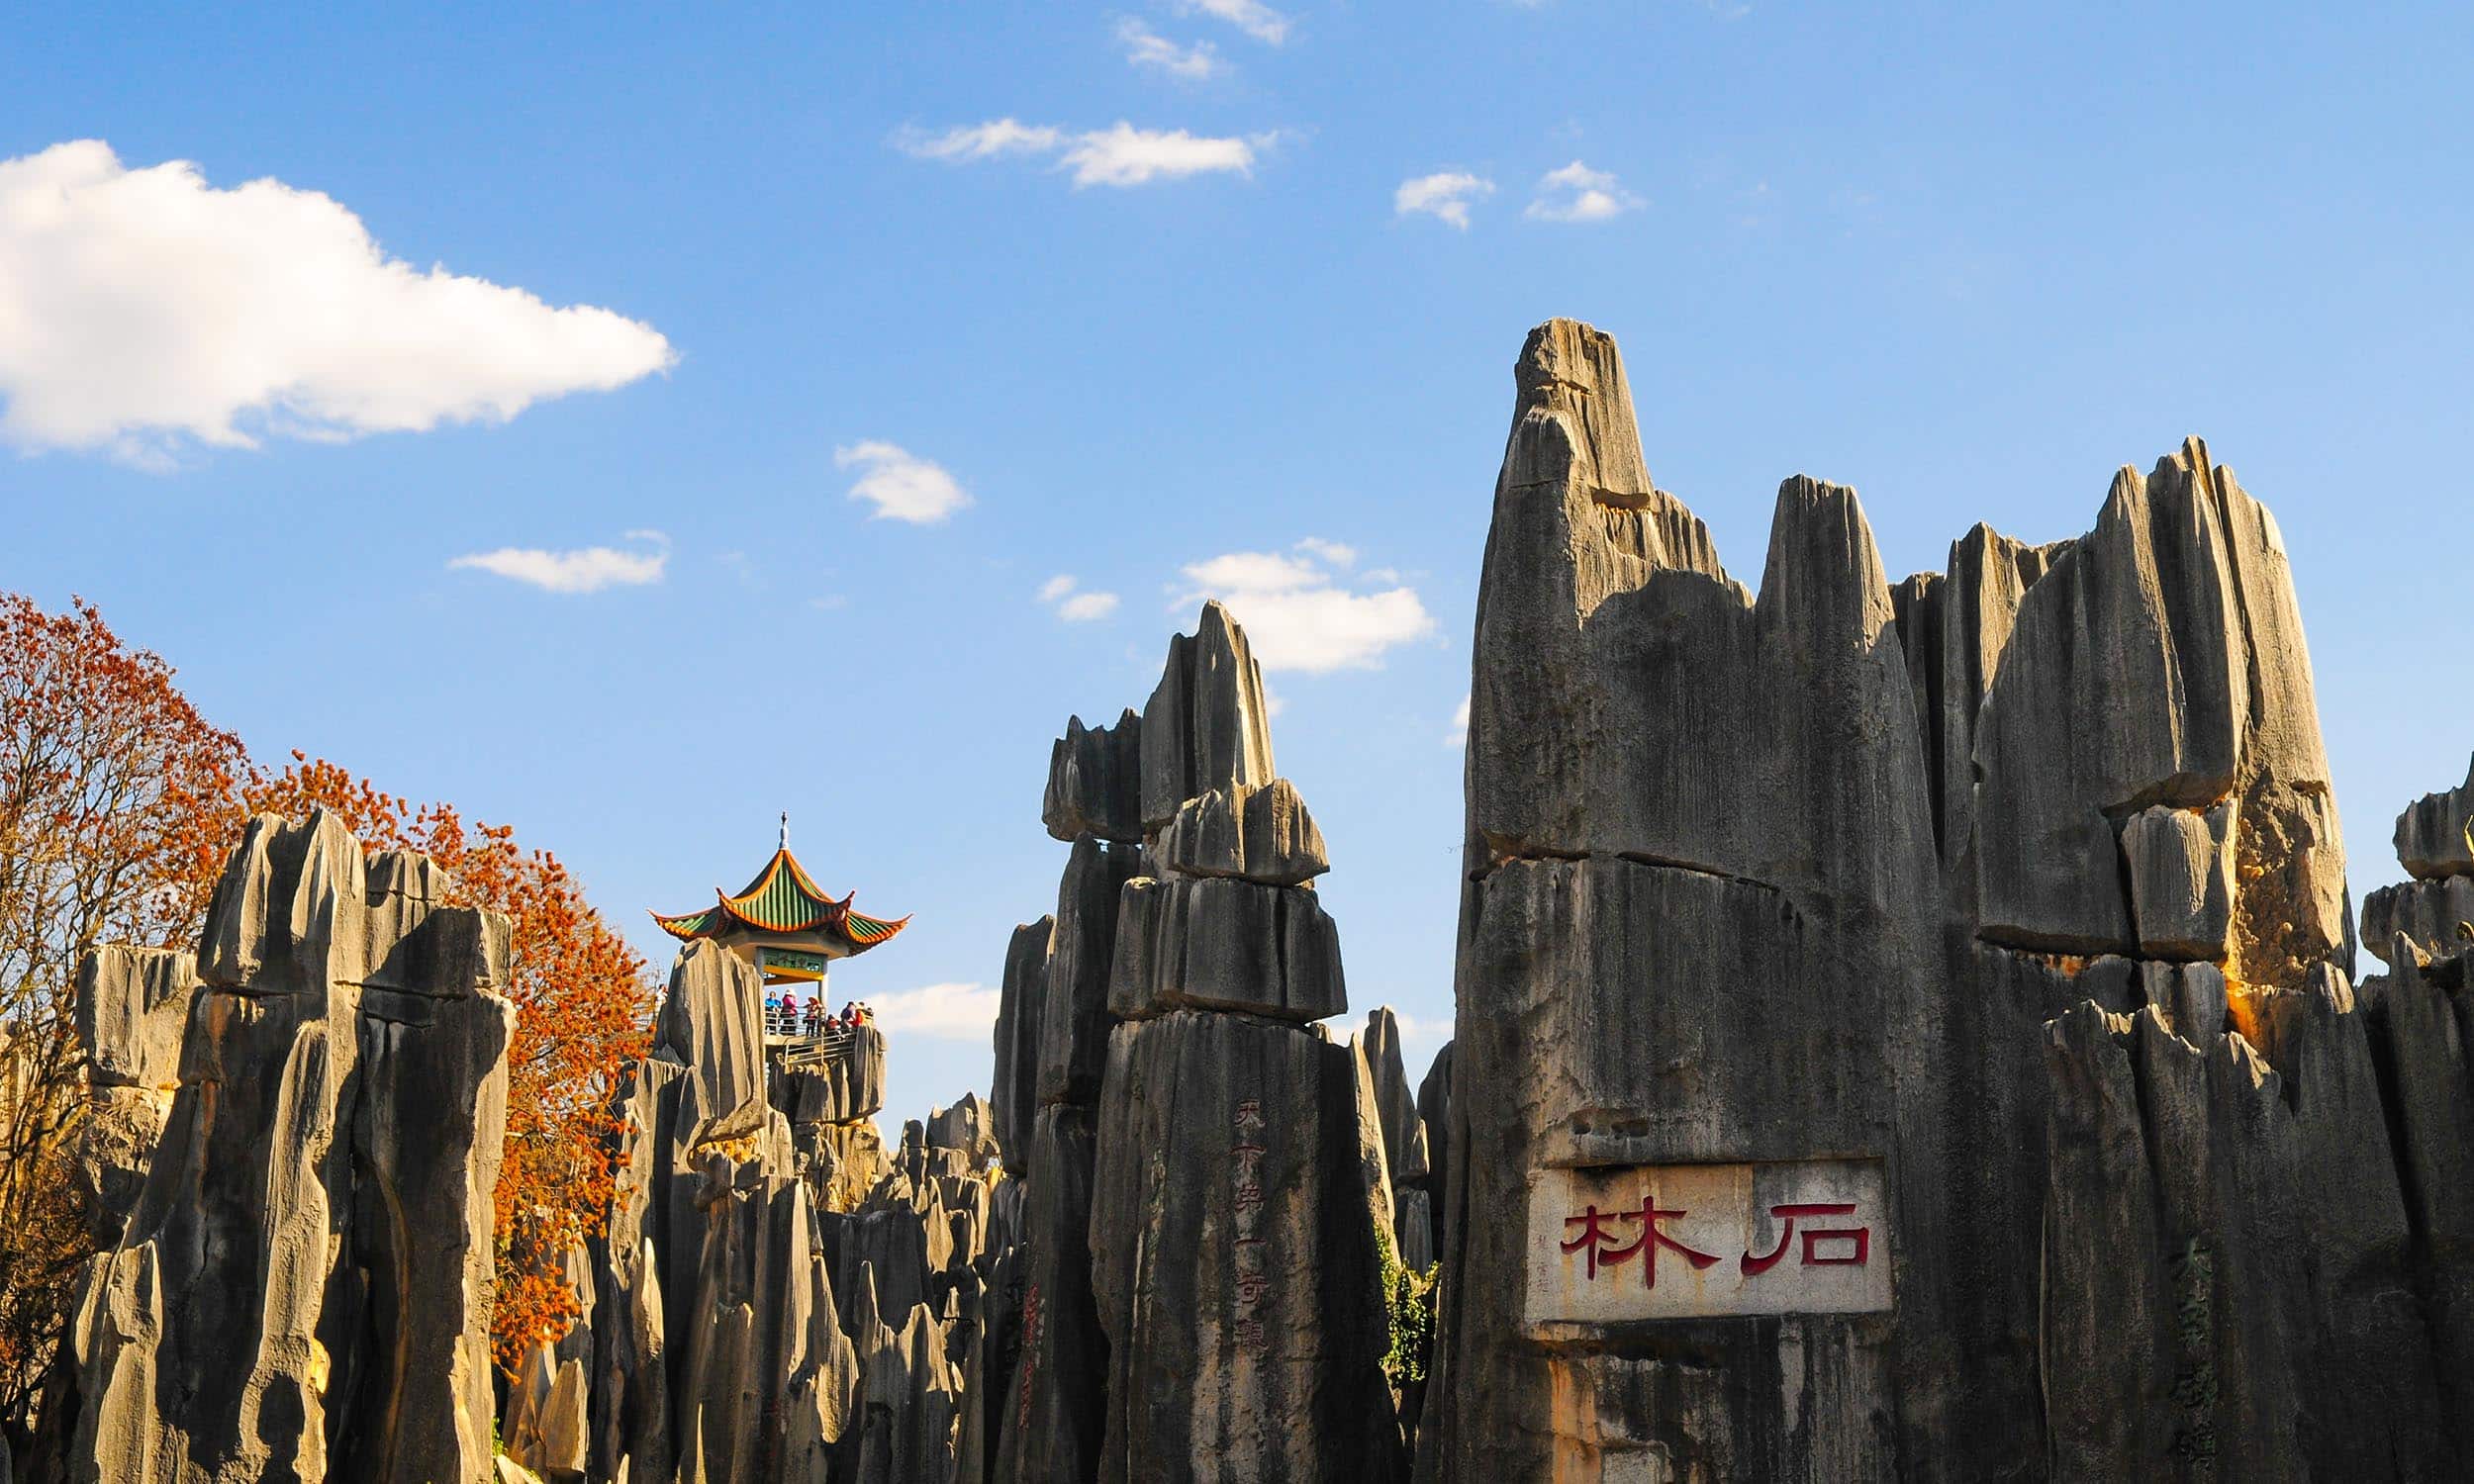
2150, 434, 2216, 488
2395, 752, 2474, 881
1759, 474, 1895, 629
1511, 319, 1654, 506
1140, 603, 1278, 828
198, 806, 371, 992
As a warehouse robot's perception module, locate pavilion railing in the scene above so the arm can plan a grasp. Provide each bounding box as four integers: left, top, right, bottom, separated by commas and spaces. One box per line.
771, 1016, 858, 1073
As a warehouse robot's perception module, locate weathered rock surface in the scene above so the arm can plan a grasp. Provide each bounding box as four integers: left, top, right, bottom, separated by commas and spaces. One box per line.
991, 916, 1053, 1158
1427, 319, 2369, 1482
989, 1104, 1107, 1484
1140, 601, 1276, 830
1035, 837, 1141, 1108
2121, 801, 2236, 960
2396, 753, 2474, 881
983, 599, 1394, 1482
1092, 1012, 1404, 1481
1045, 710, 1145, 846
70, 947, 196, 1245
657, 938, 768, 1117
1153, 778, 1329, 886
2041, 989, 2446, 1479
1362, 1006, 1428, 1186
1107, 874, 1346, 1023
70, 809, 516, 1484
775, 1022, 886, 1125
927, 1090, 1000, 1169
2362, 873, 2474, 967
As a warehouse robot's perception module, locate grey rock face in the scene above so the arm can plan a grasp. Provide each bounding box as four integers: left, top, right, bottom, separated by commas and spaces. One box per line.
1035, 837, 1142, 1108
1091, 1012, 1404, 1482
1045, 710, 1145, 846
1970, 440, 2346, 980
986, 597, 1394, 1481
2396, 753, 2474, 881
71, 947, 196, 1245
1106, 874, 1346, 1023
991, 916, 1054, 1158
75, 945, 194, 1092
926, 1091, 999, 1169
2121, 801, 2236, 960
1140, 601, 1277, 830
1428, 319, 2371, 1482
1362, 1007, 1429, 1186
2362, 874, 2474, 967
70, 810, 515, 1484
2040, 992, 2446, 1480
656, 938, 768, 1119
775, 1022, 886, 1125
1153, 778, 1330, 886
990, 1104, 1108, 1484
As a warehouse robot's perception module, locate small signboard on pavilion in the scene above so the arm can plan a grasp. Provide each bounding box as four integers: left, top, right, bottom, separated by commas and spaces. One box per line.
1523, 1158, 1890, 1328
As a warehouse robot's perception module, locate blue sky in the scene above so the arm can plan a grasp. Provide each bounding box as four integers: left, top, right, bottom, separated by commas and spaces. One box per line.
5, 3, 2471, 1127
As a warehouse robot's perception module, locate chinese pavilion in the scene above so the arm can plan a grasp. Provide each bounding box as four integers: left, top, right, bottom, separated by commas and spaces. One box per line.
650, 816, 910, 998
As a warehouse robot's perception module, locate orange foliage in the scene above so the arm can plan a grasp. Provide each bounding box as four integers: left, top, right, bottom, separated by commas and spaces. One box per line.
0, 596, 248, 1422
249, 755, 653, 1373
0, 595, 656, 1392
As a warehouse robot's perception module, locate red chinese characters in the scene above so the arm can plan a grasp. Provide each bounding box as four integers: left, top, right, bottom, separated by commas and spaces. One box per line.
1560, 1196, 1872, 1285
1560, 1200, 1722, 1287
1741, 1202, 1869, 1275
1231, 1099, 1272, 1351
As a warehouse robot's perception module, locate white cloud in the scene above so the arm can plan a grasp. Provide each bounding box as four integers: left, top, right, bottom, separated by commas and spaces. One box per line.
1183, 549, 1321, 593
1181, 0, 1290, 44
1063, 124, 1261, 187
1176, 543, 1435, 674
448, 533, 668, 595
901, 119, 1263, 189
1446, 694, 1470, 747
1394, 171, 1495, 230
1294, 536, 1356, 568
0, 140, 675, 464
835, 440, 972, 523
1038, 574, 1119, 622
1119, 20, 1224, 78
897, 118, 1065, 161
1526, 159, 1643, 223
863, 981, 1001, 1041
1388, 1009, 1453, 1048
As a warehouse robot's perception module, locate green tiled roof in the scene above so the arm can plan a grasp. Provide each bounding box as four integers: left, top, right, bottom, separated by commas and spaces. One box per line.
650, 846, 910, 955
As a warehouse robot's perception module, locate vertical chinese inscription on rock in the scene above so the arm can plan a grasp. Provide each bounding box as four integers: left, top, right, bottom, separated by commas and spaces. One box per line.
1231, 1098, 1269, 1351
1523, 1158, 1890, 1327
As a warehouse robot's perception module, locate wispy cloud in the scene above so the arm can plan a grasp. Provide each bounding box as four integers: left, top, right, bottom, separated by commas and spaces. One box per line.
1176, 538, 1434, 674
0, 140, 675, 466
1180, 0, 1290, 44
1526, 159, 1643, 223
1039, 574, 1120, 621
1119, 20, 1224, 78
1445, 694, 1470, 747
835, 440, 972, 523
898, 118, 1064, 162
1394, 171, 1495, 230
899, 119, 1268, 188
865, 981, 1002, 1040
1295, 535, 1356, 567
449, 531, 668, 595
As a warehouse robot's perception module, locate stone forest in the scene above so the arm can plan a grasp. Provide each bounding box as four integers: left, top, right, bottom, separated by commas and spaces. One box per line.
12, 318, 2474, 1481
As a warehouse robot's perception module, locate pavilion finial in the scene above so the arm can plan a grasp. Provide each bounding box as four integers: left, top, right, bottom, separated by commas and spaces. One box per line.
780, 810, 790, 850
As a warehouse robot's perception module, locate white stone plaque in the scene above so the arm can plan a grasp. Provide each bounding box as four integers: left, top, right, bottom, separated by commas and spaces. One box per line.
1522, 1158, 1890, 1326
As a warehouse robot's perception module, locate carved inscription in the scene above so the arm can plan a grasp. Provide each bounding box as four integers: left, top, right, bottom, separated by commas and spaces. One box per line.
1524, 1158, 1890, 1325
